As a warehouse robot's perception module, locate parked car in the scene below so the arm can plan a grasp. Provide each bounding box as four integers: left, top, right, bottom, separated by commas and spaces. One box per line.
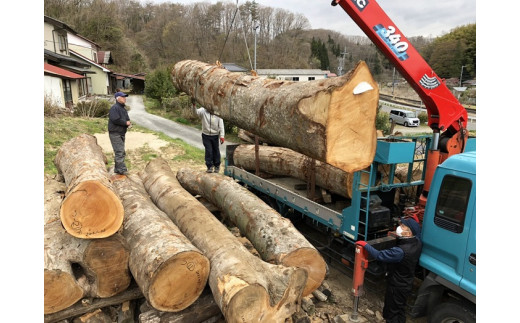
389, 109, 420, 127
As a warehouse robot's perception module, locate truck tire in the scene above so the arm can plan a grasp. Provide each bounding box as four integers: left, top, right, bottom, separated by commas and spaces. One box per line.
404, 121, 409, 127
428, 300, 476, 323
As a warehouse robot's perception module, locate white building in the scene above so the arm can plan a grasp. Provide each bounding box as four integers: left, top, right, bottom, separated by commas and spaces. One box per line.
256, 69, 334, 81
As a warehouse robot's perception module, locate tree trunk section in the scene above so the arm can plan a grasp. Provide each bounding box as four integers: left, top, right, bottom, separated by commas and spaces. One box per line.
140, 157, 308, 323
176, 167, 327, 297
111, 174, 210, 312
44, 178, 131, 314
171, 60, 379, 173
54, 134, 124, 239
233, 144, 358, 198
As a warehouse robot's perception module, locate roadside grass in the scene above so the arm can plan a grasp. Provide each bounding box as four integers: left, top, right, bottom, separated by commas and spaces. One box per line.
44, 116, 205, 175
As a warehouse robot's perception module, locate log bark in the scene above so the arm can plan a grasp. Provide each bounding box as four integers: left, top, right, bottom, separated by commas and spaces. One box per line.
111, 174, 210, 313
233, 144, 356, 198
171, 60, 379, 173
44, 286, 143, 323
140, 157, 308, 323
176, 167, 327, 297
44, 178, 131, 315
54, 134, 124, 239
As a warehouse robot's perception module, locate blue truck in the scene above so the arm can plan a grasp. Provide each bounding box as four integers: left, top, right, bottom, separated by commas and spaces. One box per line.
224, 135, 476, 322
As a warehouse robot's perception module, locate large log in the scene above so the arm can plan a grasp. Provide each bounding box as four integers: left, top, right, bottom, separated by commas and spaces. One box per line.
44, 177, 131, 315
54, 134, 124, 239
171, 60, 379, 173
176, 167, 327, 297
140, 157, 308, 323
111, 174, 210, 312
232, 144, 356, 198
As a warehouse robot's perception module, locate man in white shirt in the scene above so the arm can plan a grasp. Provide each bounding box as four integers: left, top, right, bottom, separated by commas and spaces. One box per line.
192, 101, 225, 173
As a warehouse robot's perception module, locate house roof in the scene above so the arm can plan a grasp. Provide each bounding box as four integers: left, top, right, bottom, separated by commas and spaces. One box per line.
256, 69, 327, 76
70, 50, 111, 72
97, 51, 113, 65
44, 63, 85, 79
44, 15, 77, 34
222, 63, 249, 72
44, 49, 91, 68
112, 72, 146, 81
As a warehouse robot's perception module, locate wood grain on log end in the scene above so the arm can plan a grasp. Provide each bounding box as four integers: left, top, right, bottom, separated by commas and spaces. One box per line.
281, 248, 327, 297
44, 270, 84, 314
148, 251, 210, 312
60, 180, 124, 239
326, 61, 379, 172
84, 236, 131, 298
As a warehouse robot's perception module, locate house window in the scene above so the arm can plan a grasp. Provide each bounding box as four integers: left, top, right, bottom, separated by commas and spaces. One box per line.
58, 34, 68, 53
63, 79, 72, 103
292, 77, 300, 81
434, 175, 472, 233
93, 51, 98, 63
308, 77, 315, 81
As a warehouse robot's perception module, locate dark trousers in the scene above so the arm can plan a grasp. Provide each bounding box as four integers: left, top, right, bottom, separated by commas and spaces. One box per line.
202, 133, 220, 169
383, 284, 410, 323
109, 132, 127, 174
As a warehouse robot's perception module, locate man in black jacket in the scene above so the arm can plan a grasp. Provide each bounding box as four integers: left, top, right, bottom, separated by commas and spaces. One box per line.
357, 218, 422, 323
108, 91, 132, 175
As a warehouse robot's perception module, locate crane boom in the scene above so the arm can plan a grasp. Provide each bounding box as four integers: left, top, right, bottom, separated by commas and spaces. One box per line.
331, 0, 468, 135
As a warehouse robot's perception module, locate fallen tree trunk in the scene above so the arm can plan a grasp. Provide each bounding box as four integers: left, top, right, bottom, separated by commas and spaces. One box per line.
111, 174, 210, 312
176, 167, 327, 297
44, 178, 131, 315
172, 60, 379, 173
140, 157, 307, 323
54, 134, 124, 239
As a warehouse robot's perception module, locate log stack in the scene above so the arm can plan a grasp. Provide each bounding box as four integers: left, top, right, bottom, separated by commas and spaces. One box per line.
176, 167, 327, 297
140, 157, 308, 323
44, 174, 131, 315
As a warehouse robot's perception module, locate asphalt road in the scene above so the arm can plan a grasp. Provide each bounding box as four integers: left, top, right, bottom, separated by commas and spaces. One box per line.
126, 95, 229, 157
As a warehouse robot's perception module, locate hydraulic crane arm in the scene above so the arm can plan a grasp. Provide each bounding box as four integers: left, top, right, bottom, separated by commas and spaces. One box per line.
331, 0, 468, 136
331, 0, 469, 203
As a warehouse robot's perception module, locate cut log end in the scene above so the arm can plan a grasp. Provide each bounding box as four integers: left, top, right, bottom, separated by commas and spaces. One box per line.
148, 251, 210, 312
44, 270, 84, 314
60, 180, 124, 239
281, 248, 327, 297
84, 237, 131, 298
326, 61, 379, 172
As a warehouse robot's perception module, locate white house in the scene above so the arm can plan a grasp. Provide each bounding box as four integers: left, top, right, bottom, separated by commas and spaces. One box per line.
255, 69, 331, 81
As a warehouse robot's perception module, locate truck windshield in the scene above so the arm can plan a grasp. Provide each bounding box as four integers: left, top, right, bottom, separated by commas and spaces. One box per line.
405, 112, 416, 118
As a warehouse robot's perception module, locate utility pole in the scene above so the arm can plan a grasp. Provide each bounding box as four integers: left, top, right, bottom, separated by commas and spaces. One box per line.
459, 65, 466, 87
254, 25, 260, 71
392, 67, 396, 96
337, 46, 348, 76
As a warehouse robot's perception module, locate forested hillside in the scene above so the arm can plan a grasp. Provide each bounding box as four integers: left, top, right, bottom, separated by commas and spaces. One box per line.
44, 0, 475, 83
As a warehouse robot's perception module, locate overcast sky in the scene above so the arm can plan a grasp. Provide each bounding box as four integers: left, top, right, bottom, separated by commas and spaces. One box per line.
148, 0, 476, 38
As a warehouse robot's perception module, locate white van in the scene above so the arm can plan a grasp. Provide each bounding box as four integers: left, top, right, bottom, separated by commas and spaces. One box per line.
389, 109, 420, 127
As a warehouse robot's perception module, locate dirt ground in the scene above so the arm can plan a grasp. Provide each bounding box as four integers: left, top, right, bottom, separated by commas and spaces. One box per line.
45, 131, 427, 323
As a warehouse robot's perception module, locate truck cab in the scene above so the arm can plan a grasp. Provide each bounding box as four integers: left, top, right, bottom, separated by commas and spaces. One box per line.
411, 151, 476, 320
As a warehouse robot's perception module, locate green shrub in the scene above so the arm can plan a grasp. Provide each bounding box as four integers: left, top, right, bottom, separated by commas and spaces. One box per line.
74, 99, 111, 118
418, 112, 428, 124
144, 67, 177, 102
376, 107, 391, 135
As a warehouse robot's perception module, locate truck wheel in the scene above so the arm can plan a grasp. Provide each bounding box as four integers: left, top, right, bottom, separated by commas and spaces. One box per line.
428, 301, 476, 323
404, 121, 409, 127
